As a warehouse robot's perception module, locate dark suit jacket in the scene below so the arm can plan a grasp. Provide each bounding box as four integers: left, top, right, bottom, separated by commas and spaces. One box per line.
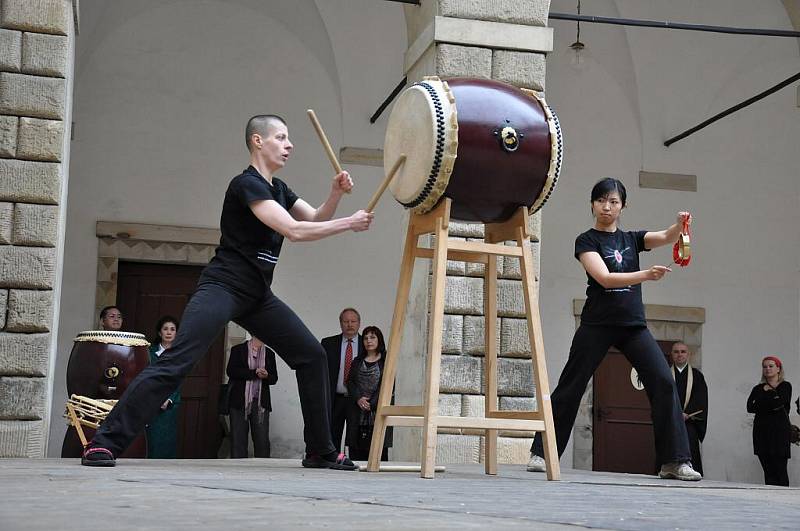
226, 341, 278, 412
321, 333, 365, 399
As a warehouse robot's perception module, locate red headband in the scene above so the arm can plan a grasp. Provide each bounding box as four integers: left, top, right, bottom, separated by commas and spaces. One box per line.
762, 356, 782, 369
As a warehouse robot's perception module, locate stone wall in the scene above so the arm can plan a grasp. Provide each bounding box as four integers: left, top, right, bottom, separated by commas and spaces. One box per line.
395, 0, 552, 465
0, 0, 73, 457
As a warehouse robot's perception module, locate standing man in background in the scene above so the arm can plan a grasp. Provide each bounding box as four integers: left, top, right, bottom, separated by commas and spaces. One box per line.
670, 342, 708, 475
322, 308, 365, 453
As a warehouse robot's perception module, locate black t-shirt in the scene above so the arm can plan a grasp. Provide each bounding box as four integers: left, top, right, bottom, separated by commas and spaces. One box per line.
576, 228, 649, 326
201, 166, 298, 290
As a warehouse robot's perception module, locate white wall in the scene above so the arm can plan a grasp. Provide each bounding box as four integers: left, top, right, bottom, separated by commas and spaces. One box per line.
50, 0, 799, 486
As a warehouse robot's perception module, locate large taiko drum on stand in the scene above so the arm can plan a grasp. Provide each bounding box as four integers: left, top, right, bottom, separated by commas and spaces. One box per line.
384, 77, 563, 223
61, 331, 150, 458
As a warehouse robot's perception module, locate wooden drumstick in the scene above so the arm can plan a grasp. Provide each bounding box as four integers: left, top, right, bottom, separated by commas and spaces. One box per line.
366, 154, 406, 213
307, 109, 344, 172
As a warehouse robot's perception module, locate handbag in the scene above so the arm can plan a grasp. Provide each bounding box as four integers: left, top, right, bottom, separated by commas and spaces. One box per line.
217, 382, 232, 415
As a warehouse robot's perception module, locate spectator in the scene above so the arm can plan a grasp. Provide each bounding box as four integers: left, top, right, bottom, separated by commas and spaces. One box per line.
226, 336, 278, 458
747, 356, 792, 486
346, 325, 392, 461
322, 308, 365, 453
99, 306, 123, 331
669, 342, 708, 475
146, 316, 181, 458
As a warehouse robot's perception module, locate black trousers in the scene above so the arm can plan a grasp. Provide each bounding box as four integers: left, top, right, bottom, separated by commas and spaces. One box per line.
229, 407, 270, 458
93, 282, 335, 457
330, 393, 350, 452
686, 421, 703, 476
532, 324, 691, 466
758, 455, 789, 486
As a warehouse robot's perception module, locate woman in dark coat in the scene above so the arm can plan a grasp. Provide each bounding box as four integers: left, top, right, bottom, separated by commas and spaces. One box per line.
146, 316, 181, 458
747, 355, 792, 486
346, 326, 392, 461
226, 336, 278, 458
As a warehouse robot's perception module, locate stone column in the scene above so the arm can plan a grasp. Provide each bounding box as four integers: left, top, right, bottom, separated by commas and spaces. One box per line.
393, 0, 552, 464
0, 0, 75, 457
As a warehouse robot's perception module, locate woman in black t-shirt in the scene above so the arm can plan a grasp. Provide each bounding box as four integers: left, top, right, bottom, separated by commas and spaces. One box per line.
528, 178, 701, 481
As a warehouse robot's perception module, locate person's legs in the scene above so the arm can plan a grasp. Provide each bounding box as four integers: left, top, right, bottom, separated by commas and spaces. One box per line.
619, 327, 691, 467
344, 400, 364, 458
531, 325, 616, 458
774, 457, 789, 487
761, 455, 789, 486
90, 283, 246, 457
758, 454, 771, 484
686, 422, 703, 475
229, 408, 249, 458
330, 394, 348, 452
250, 410, 270, 458
237, 291, 335, 458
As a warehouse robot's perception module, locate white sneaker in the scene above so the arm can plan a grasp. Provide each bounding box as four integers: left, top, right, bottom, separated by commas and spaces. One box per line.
658, 461, 702, 481
526, 454, 546, 472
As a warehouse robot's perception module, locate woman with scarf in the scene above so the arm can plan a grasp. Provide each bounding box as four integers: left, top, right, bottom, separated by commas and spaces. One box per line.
146, 316, 181, 458
226, 336, 279, 458
346, 326, 392, 461
747, 356, 792, 486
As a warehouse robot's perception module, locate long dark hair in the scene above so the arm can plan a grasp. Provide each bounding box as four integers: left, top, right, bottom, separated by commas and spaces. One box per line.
362, 325, 386, 355
154, 315, 179, 343
590, 178, 627, 207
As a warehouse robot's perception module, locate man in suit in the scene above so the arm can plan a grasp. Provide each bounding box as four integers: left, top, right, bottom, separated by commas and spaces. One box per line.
321, 308, 365, 452
670, 341, 708, 475
226, 336, 279, 458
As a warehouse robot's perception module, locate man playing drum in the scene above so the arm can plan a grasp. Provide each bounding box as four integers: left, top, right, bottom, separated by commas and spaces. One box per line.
82, 114, 373, 470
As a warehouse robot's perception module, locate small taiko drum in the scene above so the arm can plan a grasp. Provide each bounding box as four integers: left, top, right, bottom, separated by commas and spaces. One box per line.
384, 77, 563, 223
61, 331, 150, 457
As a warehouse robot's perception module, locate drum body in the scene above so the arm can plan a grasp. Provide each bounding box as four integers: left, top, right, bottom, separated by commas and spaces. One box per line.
66, 331, 150, 399
62, 331, 150, 457
384, 77, 563, 223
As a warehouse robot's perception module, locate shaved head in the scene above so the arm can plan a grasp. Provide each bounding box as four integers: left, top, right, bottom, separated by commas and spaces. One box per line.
245, 114, 287, 151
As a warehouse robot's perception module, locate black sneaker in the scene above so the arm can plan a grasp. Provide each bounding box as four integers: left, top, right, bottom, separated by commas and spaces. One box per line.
301, 452, 357, 471
81, 446, 116, 467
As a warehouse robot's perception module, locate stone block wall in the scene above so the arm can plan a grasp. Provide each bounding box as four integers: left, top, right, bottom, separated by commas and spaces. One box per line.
396, 0, 552, 465
0, 0, 73, 457
434, 220, 541, 464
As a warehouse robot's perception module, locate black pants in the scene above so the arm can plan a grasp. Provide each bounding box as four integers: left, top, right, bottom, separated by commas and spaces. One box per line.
93, 282, 335, 457
758, 455, 789, 486
330, 393, 350, 452
686, 421, 703, 476
229, 407, 270, 458
531, 324, 691, 466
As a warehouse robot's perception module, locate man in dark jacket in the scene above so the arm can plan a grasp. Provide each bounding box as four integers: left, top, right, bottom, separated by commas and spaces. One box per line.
321, 308, 365, 452
670, 342, 708, 475
226, 336, 279, 457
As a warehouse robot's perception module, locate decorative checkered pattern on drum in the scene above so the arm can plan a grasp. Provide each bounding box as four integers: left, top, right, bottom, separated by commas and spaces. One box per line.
531, 111, 563, 214
401, 81, 446, 209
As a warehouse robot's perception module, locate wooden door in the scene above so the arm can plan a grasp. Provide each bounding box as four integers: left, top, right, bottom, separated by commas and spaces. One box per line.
592, 341, 672, 474
116, 261, 225, 458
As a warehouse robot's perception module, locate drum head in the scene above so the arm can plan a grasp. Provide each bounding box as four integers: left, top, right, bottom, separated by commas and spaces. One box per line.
74, 330, 150, 347
384, 77, 458, 214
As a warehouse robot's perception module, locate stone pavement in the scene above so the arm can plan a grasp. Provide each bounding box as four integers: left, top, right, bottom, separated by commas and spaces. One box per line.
1, 458, 798, 530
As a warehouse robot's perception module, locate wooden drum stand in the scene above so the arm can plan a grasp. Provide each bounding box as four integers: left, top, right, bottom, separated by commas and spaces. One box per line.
365, 198, 560, 479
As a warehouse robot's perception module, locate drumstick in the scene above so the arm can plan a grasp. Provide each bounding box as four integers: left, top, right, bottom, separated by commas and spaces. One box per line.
686, 410, 703, 419
366, 154, 406, 213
